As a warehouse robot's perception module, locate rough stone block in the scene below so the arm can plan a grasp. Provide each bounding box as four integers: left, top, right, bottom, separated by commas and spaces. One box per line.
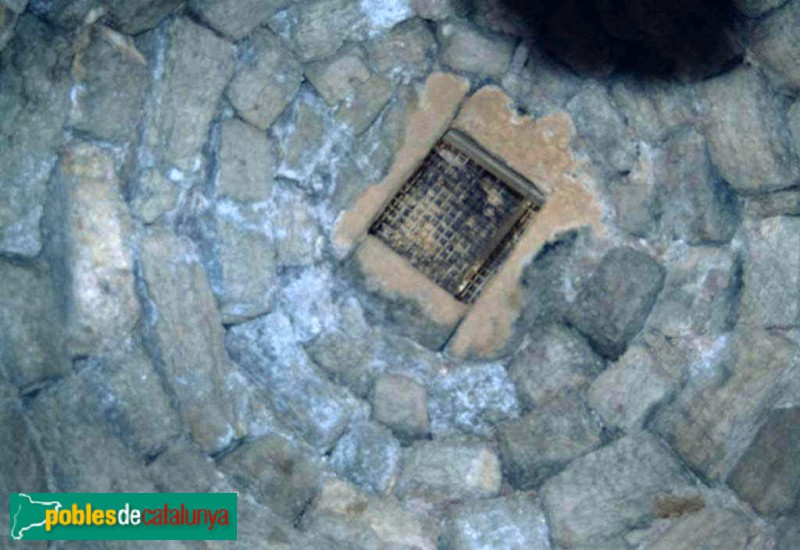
367, 18, 436, 80
700, 67, 800, 194
302, 480, 438, 549
442, 495, 552, 550
395, 438, 502, 503
55, 143, 140, 356
541, 433, 695, 549
371, 373, 430, 442
656, 129, 738, 244
654, 330, 798, 481
28, 374, 155, 492
567, 85, 637, 174
509, 324, 606, 410
638, 508, 776, 550
330, 421, 401, 495
220, 433, 321, 522
225, 312, 357, 452
140, 230, 247, 454
438, 21, 515, 76
741, 216, 800, 328
428, 363, 520, 437
0, 262, 69, 390
108, 0, 181, 34
214, 208, 277, 324
751, 1, 800, 91
189, 0, 290, 40
648, 246, 740, 338
567, 247, 665, 359
269, 184, 323, 267
304, 47, 370, 105
227, 28, 303, 131
727, 407, 800, 515
76, 346, 181, 457
217, 119, 274, 204
610, 78, 697, 143
499, 398, 602, 489
587, 345, 675, 431
72, 27, 148, 143
0, 16, 70, 257
145, 18, 235, 171
130, 169, 178, 224
336, 75, 394, 135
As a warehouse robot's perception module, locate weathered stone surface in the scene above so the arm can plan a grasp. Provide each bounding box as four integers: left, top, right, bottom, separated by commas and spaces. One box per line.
75, 346, 181, 457
0, 382, 48, 538
72, 27, 148, 143
791, 100, 800, 157
226, 312, 357, 452
414, 0, 462, 20
330, 421, 401, 495
190, 0, 290, 40
220, 433, 321, 521
509, 324, 606, 410
302, 479, 438, 550
727, 407, 800, 515
654, 330, 798, 481
145, 18, 235, 171
371, 373, 430, 442
608, 145, 660, 237
214, 207, 276, 324
0, 16, 70, 257
637, 508, 776, 549
395, 438, 502, 503
147, 438, 220, 492
0, 262, 69, 390
217, 118, 274, 203
503, 47, 583, 118
610, 78, 697, 143
747, 188, 800, 217
734, 0, 790, 17
700, 67, 800, 194
498, 398, 602, 489
28, 0, 99, 28
228, 29, 302, 131
588, 344, 675, 431
438, 21, 515, 76
336, 76, 394, 135
140, 230, 247, 453
305, 47, 370, 105
130, 169, 178, 224
0, 0, 25, 52
567, 84, 637, 174
107, 0, 181, 34
28, 373, 155, 492
367, 18, 435, 81
269, 184, 323, 267
269, 0, 363, 62
648, 247, 740, 338
55, 143, 140, 356
428, 363, 520, 437
541, 433, 696, 549
442, 495, 551, 550
656, 130, 738, 244
566, 247, 665, 359
779, 519, 800, 550
752, 1, 800, 91
306, 301, 378, 397
741, 216, 800, 328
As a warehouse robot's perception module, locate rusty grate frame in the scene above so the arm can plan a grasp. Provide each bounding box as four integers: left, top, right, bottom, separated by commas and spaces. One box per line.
368, 129, 546, 304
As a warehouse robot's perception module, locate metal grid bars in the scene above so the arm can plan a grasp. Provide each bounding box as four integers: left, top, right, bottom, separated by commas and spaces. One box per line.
368, 130, 545, 304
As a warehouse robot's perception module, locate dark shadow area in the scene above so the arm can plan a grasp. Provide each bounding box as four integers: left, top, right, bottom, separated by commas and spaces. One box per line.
497, 0, 741, 79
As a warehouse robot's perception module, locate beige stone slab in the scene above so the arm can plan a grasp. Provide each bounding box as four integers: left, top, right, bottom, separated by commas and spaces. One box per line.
448, 86, 605, 359
333, 72, 470, 255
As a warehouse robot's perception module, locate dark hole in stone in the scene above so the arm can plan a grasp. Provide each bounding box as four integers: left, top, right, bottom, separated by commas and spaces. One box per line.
497, 0, 740, 78
368, 130, 545, 304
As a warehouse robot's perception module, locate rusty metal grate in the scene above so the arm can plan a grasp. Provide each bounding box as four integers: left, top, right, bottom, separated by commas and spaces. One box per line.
368, 130, 545, 304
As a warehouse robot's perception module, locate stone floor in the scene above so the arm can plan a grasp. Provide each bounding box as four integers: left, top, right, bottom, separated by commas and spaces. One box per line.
1, 0, 799, 548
